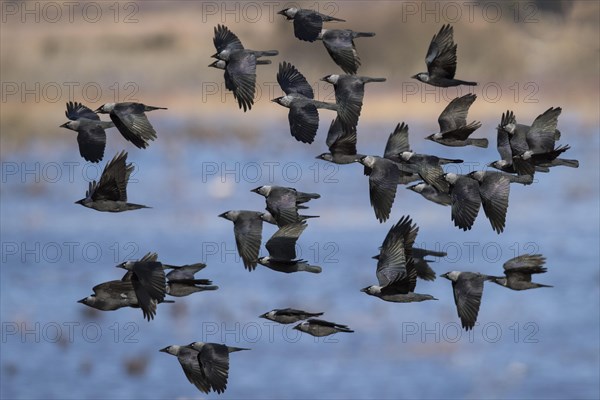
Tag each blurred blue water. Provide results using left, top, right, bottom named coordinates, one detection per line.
left=1, top=118, right=599, bottom=399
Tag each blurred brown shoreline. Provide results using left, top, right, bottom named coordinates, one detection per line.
left=1, top=1, right=598, bottom=153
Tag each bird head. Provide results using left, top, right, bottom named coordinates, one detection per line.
left=270, top=96, right=291, bottom=107
left=218, top=211, right=232, bottom=221
left=277, top=8, right=297, bottom=19
left=187, top=342, right=204, bottom=351
left=257, top=256, right=269, bottom=265
left=467, top=170, right=485, bottom=181
left=60, top=121, right=78, bottom=130
left=159, top=345, right=180, bottom=355
left=251, top=186, right=270, bottom=196
left=411, top=73, right=428, bottom=83
left=208, top=60, right=226, bottom=70
left=77, top=296, right=92, bottom=305
left=360, top=285, right=381, bottom=295
left=321, top=74, right=339, bottom=84
left=440, top=271, right=460, bottom=281
left=292, top=323, right=304, bottom=331
left=442, top=173, right=458, bottom=184
left=400, top=151, right=414, bottom=161
left=316, top=153, right=333, bottom=161
left=407, top=183, right=425, bottom=193
left=259, top=310, right=275, bottom=320
left=94, top=103, right=114, bottom=113
left=356, top=155, right=374, bottom=167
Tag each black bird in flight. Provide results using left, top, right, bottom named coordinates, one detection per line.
left=161, top=342, right=249, bottom=394
left=60, top=101, right=114, bottom=162
left=412, top=24, right=477, bottom=87
left=212, top=24, right=278, bottom=61
left=75, top=151, right=149, bottom=212
left=317, top=29, right=375, bottom=74
left=278, top=8, right=345, bottom=42
left=425, top=94, right=486, bottom=147
left=293, top=319, right=354, bottom=337
left=272, top=61, right=337, bottom=144
left=258, top=222, right=322, bottom=274
left=441, top=271, right=495, bottom=331
left=260, top=308, right=324, bottom=324
left=490, top=254, right=553, bottom=290
left=95, top=102, right=166, bottom=149
left=219, top=210, right=264, bottom=271
left=321, top=74, right=386, bottom=131
left=361, top=216, right=437, bottom=303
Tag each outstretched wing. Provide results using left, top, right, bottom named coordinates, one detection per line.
left=426, top=24, right=456, bottom=80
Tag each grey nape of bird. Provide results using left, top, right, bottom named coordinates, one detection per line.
left=60, top=101, right=114, bottom=163
left=467, top=170, right=511, bottom=234
left=258, top=221, right=322, bottom=274
left=441, top=271, right=495, bottom=331
left=407, top=182, right=452, bottom=206
left=425, top=93, right=487, bottom=148
left=259, top=308, right=324, bottom=324
left=317, top=29, right=375, bottom=75
left=212, top=24, right=278, bottom=61
left=443, top=172, right=481, bottom=231
left=251, top=185, right=320, bottom=227
left=75, top=151, right=150, bottom=212
left=278, top=7, right=345, bottom=42
left=117, top=259, right=167, bottom=321
left=412, top=24, right=477, bottom=87
left=356, top=155, right=405, bottom=223
left=293, top=319, right=354, bottom=337
left=321, top=74, right=386, bottom=132
left=272, top=61, right=337, bottom=144
left=316, top=117, right=363, bottom=164
left=218, top=210, right=263, bottom=271
left=362, top=216, right=437, bottom=302
left=160, top=342, right=249, bottom=395
left=490, top=254, right=553, bottom=290
left=95, top=102, right=165, bottom=149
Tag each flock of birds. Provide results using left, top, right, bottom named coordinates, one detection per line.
left=57, top=8, right=580, bottom=395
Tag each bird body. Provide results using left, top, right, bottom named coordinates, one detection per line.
left=426, top=94, right=486, bottom=147
left=278, top=8, right=345, bottom=42
left=441, top=271, right=494, bottom=330
left=95, top=102, right=165, bottom=149
left=60, top=101, right=114, bottom=162
left=260, top=308, right=324, bottom=324
left=490, top=254, right=553, bottom=290
left=293, top=319, right=354, bottom=336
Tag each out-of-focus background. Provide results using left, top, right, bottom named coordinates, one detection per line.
left=1, top=1, right=599, bottom=399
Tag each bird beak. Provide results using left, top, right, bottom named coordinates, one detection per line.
left=77, top=298, right=86, bottom=303
left=93, top=106, right=103, bottom=113
left=277, top=10, right=285, bottom=15
left=159, top=346, right=170, bottom=353
left=210, top=53, right=219, bottom=59
left=115, top=262, right=125, bottom=269
left=250, top=187, right=261, bottom=194
left=320, top=76, right=328, bottom=82
left=371, top=255, right=379, bottom=260
left=74, top=199, right=84, bottom=205
left=440, top=273, right=449, bottom=279
left=359, top=287, right=368, bottom=293
left=258, top=313, right=268, bottom=318
left=410, top=74, right=419, bottom=79
left=292, top=325, right=300, bottom=331
left=406, top=184, right=416, bottom=191
left=270, top=98, right=280, bottom=103
left=218, top=212, right=227, bottom=219
left=59, top=122, right=69, bottom=128
left=425, top=134, right=433, bottom=141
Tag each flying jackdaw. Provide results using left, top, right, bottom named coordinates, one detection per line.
left=425, top=94, right=486, bottom=147
left=60, top=101, right=114, bottom=162
left=260, top=308, right=324, bottom=324
left=441, top=271, right=495, bottom=330
left=293, top=319, right=354, bottom=336
left=316, top=118, right=363, bottom=164
left=75, top=151, right=149, bottom=212
left=95, top=102, right=166, bottom=149
left=278, top=8, right=345, bottom=42
left=321, top=74, right=386, bottom=131
left=252, top=185, right=320, bottom=227
left=490, top=254, right=553, bottom=290
left=272, top=61, right=337, bottom=143
left=219, top=210, right=264, bottom=271
left=317, top=29, right=375, bottom=74
left=116, top=259, right=166, bottom=321
left=361, top=216, right=437, bottom=302
left=412, top=24, right=477, bottom=87
left=400, top=151, right=463, bottom=193
left=212, top=24, right=278, bottom=61
left=258, top=221, right=321, bottom=273
left=160, top=342, right=249, bottom=394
